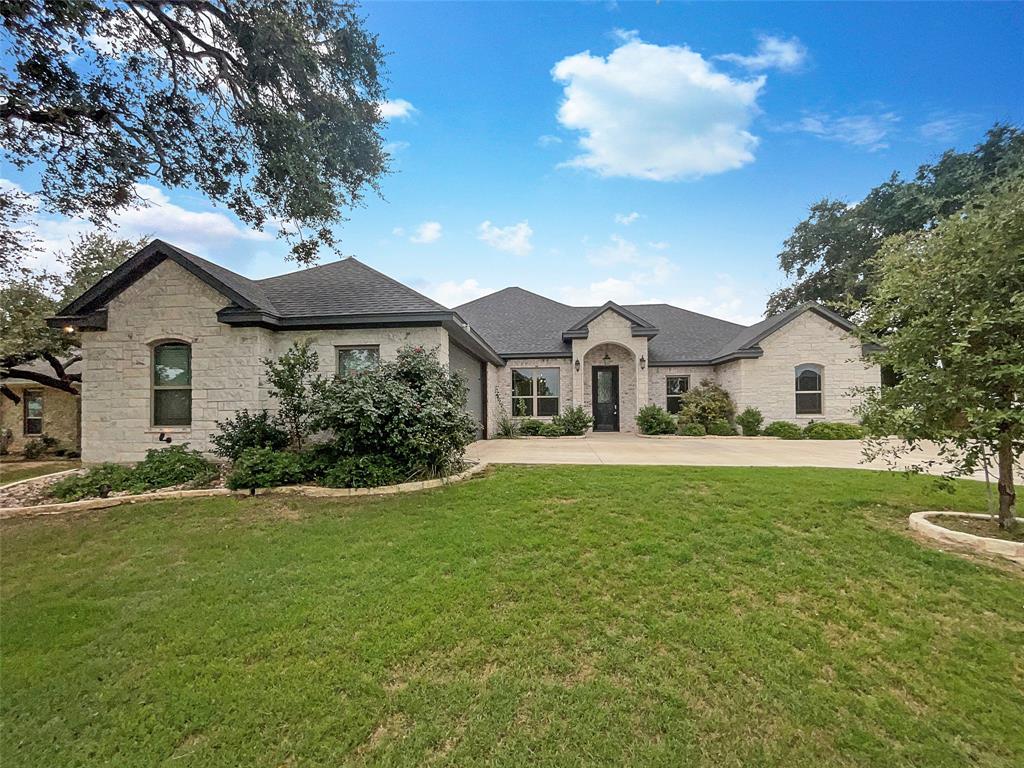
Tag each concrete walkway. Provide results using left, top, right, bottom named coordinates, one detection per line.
left=467, top=433, right=1014, bottom=481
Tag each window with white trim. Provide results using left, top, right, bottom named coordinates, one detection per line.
left=795, top=364, right=823, bottom=415
left=23, top=389, right=43, bottom=435
left=153, top=342, right=192, bottom=426
left=512, top=368, right=560, bottom=417
left=665, top=376, right=690, bottom=414
left=337, top=345, right=380, bottom=377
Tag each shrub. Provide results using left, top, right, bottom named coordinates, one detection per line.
left=264, top=340, right=319, bottom=449
left=676, top=379, right=736, bottom=429
left=40, top=434, right=59, bottom=450
left=311, top=346, right=476, bottom=479
left=22, top=439, right=45, bottom=459
left=537, top=422, right=565, bottom=437
left=226, top=447, right=306, bottom=490
left=553, top=406, right=592, bottom=436
left=53, top=448, right=67, bottom=457
left=736, top=407, right=764, bottom=436
left=637, top=404, right=676, bottom=435
left=803, top=421, right=865, bottom=440
left=320, top=454, right=404, bottom=488
left=51, top=463, right=134, bottom=501
left=0, top=428, right=12, bottom=455
left=763, top=421, right=804, bottom=439
left=210, top=409, right=290, bottom=460
left=518, top=419, right=544, bottom=436
left=126, top=445, right=218, bottom=493
left=706, top=419, right=737, bottom=436
left=677, top=422, right=707, bottom=436
left=65, top=450, right=81, bottom=459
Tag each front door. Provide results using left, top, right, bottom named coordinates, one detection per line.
left=592, top=366, right=619, bottom=432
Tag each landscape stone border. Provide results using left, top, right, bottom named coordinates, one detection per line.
left=909, top=511, right=1024, bottom=564
left=0, top=468, right=80, bottom=492
left=0, top=461, right=489, bottom=519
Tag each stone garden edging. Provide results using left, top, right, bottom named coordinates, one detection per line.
left=0, top=468, right=81, bottom=492
left=0, top=461, right=489, bottom=519
left=909, top=511, right=1024, bottom=564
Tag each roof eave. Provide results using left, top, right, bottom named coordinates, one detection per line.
left=45, top=309, right=109, bottom=331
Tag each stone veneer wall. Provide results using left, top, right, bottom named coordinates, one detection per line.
left=0, top=384, right=81, bottom=454
left=79, top=259, right=453, bottom=463
left=645, top=366, right=714, bottom=412
left=582, top=342, right=639, bottom=433
left=490, top=357, right=574, bottom=426
left=711, top=311, right=880, bottom=425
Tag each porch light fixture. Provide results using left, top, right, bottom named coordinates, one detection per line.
left=63, top=325, right=75, bottom=334
left=602, top=352, right=611, bottom=363
left=640, top=355, right=646, bottom=370
left=574, top=359, right=580, bottom=372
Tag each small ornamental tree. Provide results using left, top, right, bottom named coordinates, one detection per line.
left=676, top=379, right=736, bottom=429
left=856, top=174, right=1023, bottom=529
left=263, top=340, right=319, bottom=449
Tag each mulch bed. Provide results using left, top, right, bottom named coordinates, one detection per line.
left=930, top=514, right=1024, bottom=543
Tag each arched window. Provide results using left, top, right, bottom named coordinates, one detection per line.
left=153, top=342, right=192, bottom=426
left=795, top=364, right=822, bottom=415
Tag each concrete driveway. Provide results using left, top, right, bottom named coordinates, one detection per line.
left=467, top=433, right=1010, bottom=481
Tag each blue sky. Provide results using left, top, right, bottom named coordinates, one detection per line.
left=5, top=1, right=1023, bottom=323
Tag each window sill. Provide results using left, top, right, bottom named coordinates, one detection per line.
left=145, top=427, right=193, bottom=434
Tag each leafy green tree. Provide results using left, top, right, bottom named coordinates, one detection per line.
left=263, top=340, right=319, bottom=449
left=856, top=174, right=1023, bottom=529
left=1, top=233, right=143, bottom=401
left=1, top=0, right=388, bottom=265
left=767, top=124, right=1024, bottom=317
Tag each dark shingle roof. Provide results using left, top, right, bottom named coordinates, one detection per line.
left=256, top=257, right=447, bottom=317
left=455, top=289, right=750, bottom=362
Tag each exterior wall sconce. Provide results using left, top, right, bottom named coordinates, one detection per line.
left=640, top=356, right=646, bottom=370
left=602, top=352, right=611, bottom=363
left=574, top=359, right=581, bottom=372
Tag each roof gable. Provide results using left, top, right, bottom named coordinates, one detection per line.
left=714, top=303, right=859, bottom=360
left=562, top=301, right=658, bottom=340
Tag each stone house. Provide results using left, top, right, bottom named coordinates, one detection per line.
left=0, top=358, right=82, bottom=455
left=50, top=240, right=880, bottom=463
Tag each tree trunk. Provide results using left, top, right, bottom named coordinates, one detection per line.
left=997, top=435, right=1017, bottom=530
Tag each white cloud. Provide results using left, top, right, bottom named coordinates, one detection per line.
left=551, top=34, right=765, bottom=180
left=587, top=234, right=640, bottom=266
left=538, top=134, right=563, bottom=147
left=614, top=211, right=641, bottom=226
left=648, top=240, right=670, bottom=250
left=379, top=99, right=417, bottom=120
left=716, top=35, right=807, bottom=72
left=919, top=113, right=973, bottom=143
left=421, top=278, right=495, bottom=308
left=385, top=140, right=411, bottom=154
left=781, top=111, right=901, bottom=151
left=477, top=220, right=533, bottom=256
left=561, top=246, right=677, bottom=305
left=409, top=221, right=442, bottom=244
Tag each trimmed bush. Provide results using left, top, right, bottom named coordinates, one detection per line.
left=65, top=450, right=81, bottom=459
left=226, top=447, right=306, bottom=490
left=49, top=445, right=218, bottom=501
left=320, top=455, right=404, bottom=488
left=763, top=421, right=804, bottom=440
left=676, top=379, right=736, bottom=429
left=518, top=419, right=544, bottom=436
left=553, top=406, right=592, bottom=436
left=23, top=439, right=46, bottom=459
left=210, top=409, right=289, bottom=460
left=803, top=421, right=865, bottom=440
left=736, top=407, right=764, bottom=436
left=677, top=422, right=707, bottom=436
left=637, top=404, right=677, bottom=435
left=706, top=419, right=737, bottom=436
left=537, top=422, right=565, bottom=437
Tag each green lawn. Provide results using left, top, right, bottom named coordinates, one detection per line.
left=0, top=460, right=80, bottom=486
left=2, top=466, right=1021, bottom=767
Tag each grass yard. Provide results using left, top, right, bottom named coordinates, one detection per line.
left=2, top=465, right=1022, bottom=767
left=0, top=460, right=81, bottom=486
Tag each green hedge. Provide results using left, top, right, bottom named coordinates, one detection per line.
left=637, top=405, right=677, bottom=435
left=51, top=445, right=218, bottom=501
left=803, top=421, right=865, bottom=440
left=677, top=422, right=707, bottom=436
left=762, top=421, right=804, bottom=440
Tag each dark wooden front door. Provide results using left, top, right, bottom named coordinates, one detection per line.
left=592, top=366, right=619, bottom=432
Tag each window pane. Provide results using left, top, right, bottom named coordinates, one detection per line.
left=338, top=347, right=379, bottom=376
left=796, top=392, right=822, bottom=415
left=796, top=368, right=821, bottom=392
left=512, top=397, right=533, bottom=417
left=154, top=389, right=192, bottom=425
left=667, top=396, right=682, bottom=415
left=512, top=370, right=534, bottom=397
left=154, top=344, right=191, bottom=386
left=537, top=397, right=559, bottom=417
left=666, top=376, right=689, bottom=396
left=25, top=394, right=43, bottom=418
left=25, top=418, right=43, bottom=435
left=535, top=368, right=559, bottom=397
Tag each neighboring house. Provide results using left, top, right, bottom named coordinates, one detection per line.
left=0, top=358, right=82, bottom=454
left=50, top=239, right=880, bottom=463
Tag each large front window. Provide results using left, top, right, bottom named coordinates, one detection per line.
left=153, top=342, right=192, bottom=426
left=795, top=364, right=823, bottom=415
left=23, top=389, right=43, bottom=435
left=666, top=376, right=690, bottom=414
left=337, top=346, right=379, bottom=377
left=512, top=368, right=560, bottom=417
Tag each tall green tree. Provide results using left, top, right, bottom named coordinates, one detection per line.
left=856, top=174, right=1024, bottom=529
left=1, top=0, right=388, bottom=266
left=767, top=124, right=1024, bottom=317
left=1, top=233, right=144, bottom=401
